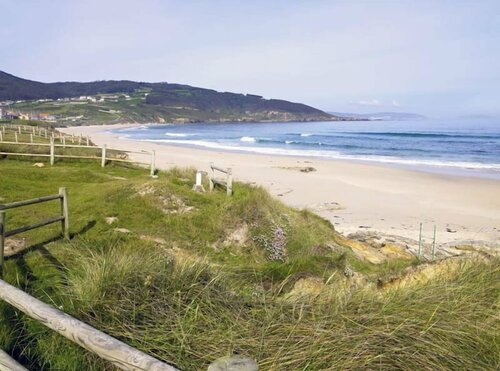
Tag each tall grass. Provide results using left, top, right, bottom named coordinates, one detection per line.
left=0, top=160, right=498, bottom=370
left=58, top=249, right=498, bottom=370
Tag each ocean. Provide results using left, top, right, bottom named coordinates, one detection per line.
left=113, top=119, right=500, bottom=178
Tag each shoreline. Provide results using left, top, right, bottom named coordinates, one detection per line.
left=61, top=123, right=500, bottom=248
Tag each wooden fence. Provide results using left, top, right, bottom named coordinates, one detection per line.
left=0, top=191, right=177, bottom=370
left=0, top=279, right=177, bottom=370
left=0, top=188, right=69, bottom=277
left=0, top=140, right=156, bottom=177
left=209, top=163, right=233, bottom=196
left=0, top=124, right=89, bottom=145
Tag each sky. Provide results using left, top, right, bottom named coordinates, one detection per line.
left=1, top=0, right=499, bottom=117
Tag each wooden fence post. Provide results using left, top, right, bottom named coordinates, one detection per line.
left=101, top=144, right=107, bottom=167
left=59, top=187, right=70, bottom=240
left=209, top=163, right=215, bottom=192
left=0, top=211, right=5, bottom=278
left=418, top=222, right=423, bottom=258
left=50, top=138, right=55, bottom=166
left=150, top=150, right=156, bottom=177
left=0, top=131, right=3, bottom=141
left=14, top=132, right=18, bottom=143
left=192, top=171, right=206, bottom=192
left=227, top=168, right=233, bottom=196
left=30, top=133, right=33, bottom=143
left=432, top=224, right=436, bottom=259
left=86, top=136, right=90, bottom=146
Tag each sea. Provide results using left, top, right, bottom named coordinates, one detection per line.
left=113, top=119, right=500, bottom=179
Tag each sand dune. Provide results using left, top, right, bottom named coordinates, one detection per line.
left=61, top=124, right=500, bottom=249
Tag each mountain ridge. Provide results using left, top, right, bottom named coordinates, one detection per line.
left=0, top=71, right=340, bottom=124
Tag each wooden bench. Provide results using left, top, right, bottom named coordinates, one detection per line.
left=209, top=163, right=233, bottom=196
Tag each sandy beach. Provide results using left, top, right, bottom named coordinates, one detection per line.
left=61, top=124, right=500, bottom=249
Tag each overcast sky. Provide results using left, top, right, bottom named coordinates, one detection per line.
left=1, top=0, right=499, bottom=117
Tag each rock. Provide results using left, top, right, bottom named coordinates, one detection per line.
left=105, top=216, right=119, bottom=225
left=208, top=356, right=258, bottom=371
left=223, top=224, right=249, bottom=247
left=299, top=166, right=316, bottom=173
left=336, top=235, right=386, bottom=264
left=32, top=163, right=45, bottom=168
left=113, top=228, right=131, bottom=234
left=446, top=228, right=457, bottom=233
left=343, top=266, right=354, bottom=277
left=4, top=238, right=26, bottom=256
left=312, top=201, right=344, bottom=211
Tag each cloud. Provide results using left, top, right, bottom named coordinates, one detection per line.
left=392, top=99, right=401, bottom=107
left=352, top=99, right=382, bottom=107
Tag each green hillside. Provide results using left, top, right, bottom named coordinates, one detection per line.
left=0, top=71, right=339, bottom=124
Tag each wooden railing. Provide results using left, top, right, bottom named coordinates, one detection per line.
left=0, top=348, right=27, bottom=370
left=0, top=188, right=69, bottom=277
left=0, top=279, right=177, bottom=370
left=209, top=163, right=233, bottom=196
left=0, top=191, right=177, bottom=370
left=0, top=124, right=89, bottom=145
left=0, top=140, right=156, bottom=177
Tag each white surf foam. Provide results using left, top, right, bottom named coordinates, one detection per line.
left=164, top=132, right=192, bottom=137
left=139, top=139, right=500, bottom=171
left=240, top=136, right=256, bottom=142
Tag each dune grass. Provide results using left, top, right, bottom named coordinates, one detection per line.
left=0, top=159, right=498, bottom=370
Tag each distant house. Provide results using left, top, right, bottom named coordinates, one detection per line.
left=38, top=112, right=56, bottom=121
left=6, top=111, right=19, bottom=119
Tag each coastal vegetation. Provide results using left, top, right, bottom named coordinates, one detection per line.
left=0, top=71, right=337, bottom=124
left=0, top=154, right=498, bottom=370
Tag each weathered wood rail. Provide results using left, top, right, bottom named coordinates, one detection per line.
left=0, top=279, right=178, bottom=370
left=0, top=188, right=69, bottom=277
left=0, top=189, right=178, bottom=370
left=209, top=162, right=233, bottom=196
left=0, top=348, right=28, bottom=371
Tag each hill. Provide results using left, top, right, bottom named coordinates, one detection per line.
left=0, top=71, right=338, bottom=124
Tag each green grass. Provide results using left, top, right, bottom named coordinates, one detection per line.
left=0, top=160, right=498, bottom=370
